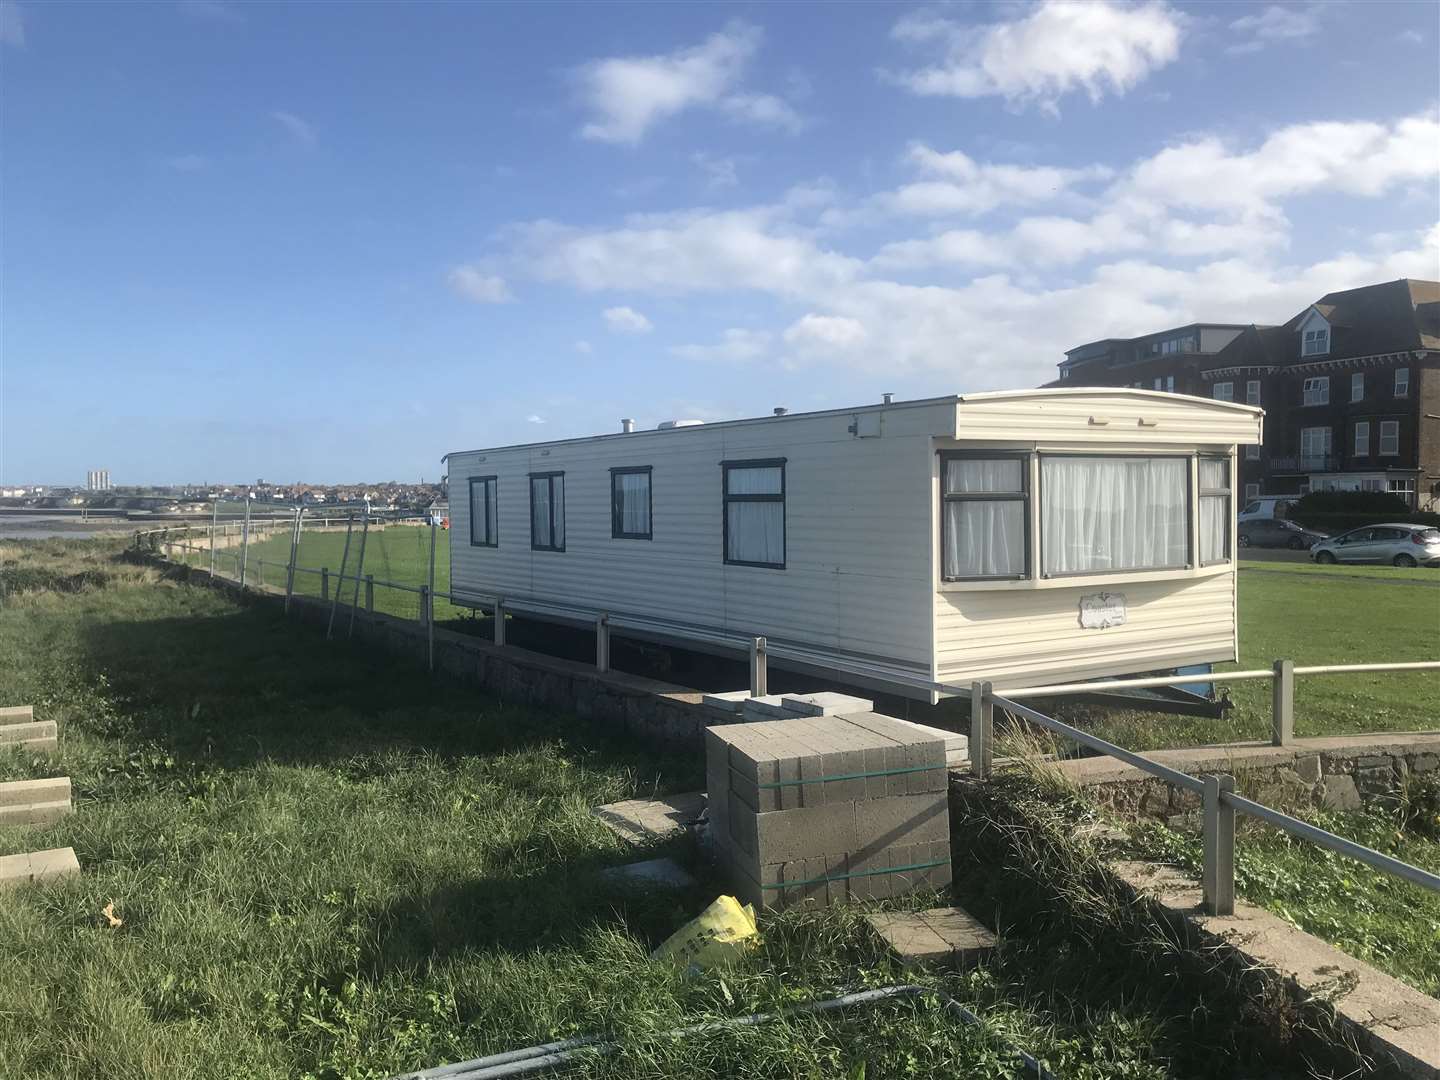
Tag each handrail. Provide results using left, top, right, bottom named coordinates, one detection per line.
left=1002, top=663, right=1440, bottom=699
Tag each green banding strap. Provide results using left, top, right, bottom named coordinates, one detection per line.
left=750, top=764, right=945, bottom=790
left=759, top=860, right=948, bottom=890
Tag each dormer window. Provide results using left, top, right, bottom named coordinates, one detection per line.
left=1302, top=327, right=1329, bottom=356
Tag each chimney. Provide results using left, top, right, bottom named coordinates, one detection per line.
left=882, top=392, right=893, bottom=404
left=621, top=418, right=636, bottom=433
left=773, top=407, right=788, bottom=416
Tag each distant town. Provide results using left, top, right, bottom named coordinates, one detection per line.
left=0, top=477, right=448, bottom=517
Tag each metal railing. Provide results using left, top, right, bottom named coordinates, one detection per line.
left=962, top=679, right=1440, bottom=915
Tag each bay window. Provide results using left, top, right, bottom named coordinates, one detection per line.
left=723, top=460, right=785, bottom=568
left=1041, top=456, right=1189, bottom=576
left=1198, top=458, right=1231, bottom=565
left=940, top=455, right=1028, bottom=580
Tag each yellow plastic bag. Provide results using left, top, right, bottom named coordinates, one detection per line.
left=651, top=895, right=759, bottom=976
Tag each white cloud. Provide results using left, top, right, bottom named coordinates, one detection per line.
left=271, top=110, right=316, bottom=146
left=671, top=327, right=772, bottom=363
left=575, top=22, right=800, bottom=144
left=1397, top=28, right=1424, bottom=46
left=166, top=153, right=210, bottom=172
left=783, top=314, right=868, bottom=352
left=1227, top=5, right=1321, bottom=55
left=692, top=152, right=739, bottom=189
left=886, top=1, right=1181, bottom=111
left=448, top=266, right=512, bottom=304
left=574, top=340, right=594, bottom=355
left=177, top=0, right=244, bottom=23
left=0, top=0, right=24, bottom=47
left=881, top=143, right=1112, bottom=216
left=526, top=414, right=546, bottom=425
left=602, top=306, right=654, bottom=334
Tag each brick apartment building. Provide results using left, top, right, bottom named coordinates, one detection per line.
left=1049, top=278, right=1440, bottom=509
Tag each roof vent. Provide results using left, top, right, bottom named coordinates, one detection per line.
left=773, top=407, right=788, bottom=416
left=620, top=418, right=636, bottom=433
left=656, top=419, right=706, bottom=430
left=882, top=392, right=893, bottom=404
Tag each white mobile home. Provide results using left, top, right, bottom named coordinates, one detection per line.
left=444, top=390, right=1263, bottom=702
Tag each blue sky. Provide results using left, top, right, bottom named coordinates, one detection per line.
left=2, top=0, right=1437, bottom=486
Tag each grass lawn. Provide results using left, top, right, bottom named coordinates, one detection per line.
left=1067, top=563, right=1440, bottom=751
left=3, top=538, right=1343, bottom=1080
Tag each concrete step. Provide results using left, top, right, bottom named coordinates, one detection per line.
left=0, top=705, right=35, bottom=725
left=0, top=847, right=80, bottom=888
left=0, top=777, right=71, bottom=807
left=0, top=800, right=72, bottom=828
left=0, top=721, right=58, bottom=752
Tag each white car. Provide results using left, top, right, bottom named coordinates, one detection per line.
left=1310, top=523, right=1440, bottom=567
left=1237, top=496, right=1295, bottom=524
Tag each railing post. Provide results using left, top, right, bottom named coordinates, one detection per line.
left=365, top=574, right=374, bottom=613
left=494, top=599, right=506, bottom=646
left=749, top=636, right=768, bottom=697
left=1271, top=659, right=1294, bottom=746
left=419, top=585, right=430, bottom=626
left=321, top=567, right=330, bottom=601
left=970, top=680, right=993, bottom=780
left=1202, top=773, right=1236, bottom=916
left=596, top=614, right=610, bottom=673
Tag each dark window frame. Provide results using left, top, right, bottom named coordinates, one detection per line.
left=938, top=450, right=1031, bottom=583
left=721, top=458, right=786, bottom=569
left=1198, top=454, right=1231, bottom=567
left=528, top=471, right=566, bottom=552
left=468, top=475, right=498, bottom=548
left=610, top=466, right=653, bottom=540
left=1037, top=452, right=1195, bottom=579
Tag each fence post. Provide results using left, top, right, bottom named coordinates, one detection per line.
left=419, top=586, right=429, bottom=626
left=1202, top=773, right=1236, bottom=916
left=425, top=519, right=437, bottom=673
left=596, top=614, right=611, bottom=673
left=347, top=508, right=371, bottom=639
left=209, top=499, right=218, bottom=576
left=239, top=495, right=251, bottom=589
left=284, top=508, right=302, bottom=616
left=494, top=599, right=506, bottom=646
left=321, top=567, right=330, bottom=601
left=749, top=636, right=768, bottom=697
left=970, top=681, right=993, bottom=780
left=1271, top=659, right=1294, bottom=746
left=365, top=575, right=374, bottom=613
left=326, top=514, right=355, bottom=641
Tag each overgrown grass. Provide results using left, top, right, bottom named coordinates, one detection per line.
left=2, top=539, right=1351, bottom=1079
left=1124, top=798, right=1440, bottom=997
left=1066, top=565, right=1439, bottom=751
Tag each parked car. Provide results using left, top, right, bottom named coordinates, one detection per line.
left=1238, top=518, right=1327, bottom=550
left=1237, top=496, right=1295, bottom=523
left=1309, top=523, right=1440, bottom=567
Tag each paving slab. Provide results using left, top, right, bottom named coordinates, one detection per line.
left=592, top=791, right=706, bottom=846
left=597, top=856, right=697, bottom=892
left=780, top=693, right=875, bottom=717
left=866, top=907, right=996, bottom=969
left=0, top=847, right=80, bottom=888
left=0, top=721, right=57, bottom=752
left=0, top=800, right=73, bottom=828
left=0, top=705, right=35, bottom=725
left=0, top=777, right=70, bottom=808
left=700, top=691, right=750, bottom=713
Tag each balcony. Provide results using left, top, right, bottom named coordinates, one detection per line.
left=1268, top=454, right=1341, bottom=473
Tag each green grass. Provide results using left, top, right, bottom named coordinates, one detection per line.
left=1064, top=564, right=1440, bottom=752
left=1239, top=559, right=1439, bottom=583
left=1126, top=803, right=1440, bottom=997
left=3, top=539, right=1336, bottom=1080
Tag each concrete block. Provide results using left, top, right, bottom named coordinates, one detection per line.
left=1411, top=754, right=1438, bottom=774
left=0, top=800, right=72, bottom=827
left=752, top=800, right=859, bottom=865
left=0, top=847, right=80, bottom=888
left=780, top=693, right=874, bottom=717
left=742, top=695, right=806, bottom=721
left=701, top=691, right=750, bottom=713
left=1319, top=774, right=1362, bottom=812
left=0, top=721, right=57, bottom=752
left=1293, top=753, right=1322, bottom=784
left=853, top=792, right=950, bottom=850
left=0, top=705, right=35, bottom=725
left=0, top=777, right=70, bottom=808
left=592, top=791, right=705, bottom=846
left=597, top=857, right=697, bottom=892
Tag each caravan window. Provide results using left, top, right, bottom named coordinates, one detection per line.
left=723, top=460, right=785, bottom=568
left=1041, top=456, right=1189, bottom=576
left=611, top=467, right=652, bottom=539
left=469, top=476, right=497, bottom=547
left=1198, top=458, right=1231, bottom=565
left=940, top=454, right=1028, bottom=580
left=529, top=472, right=565, bottom=551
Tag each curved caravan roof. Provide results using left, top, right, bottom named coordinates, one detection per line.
left=443, top=387, right=1263, bottom=461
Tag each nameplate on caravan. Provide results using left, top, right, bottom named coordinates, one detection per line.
left=1079, top=592, right=1127, bottom=629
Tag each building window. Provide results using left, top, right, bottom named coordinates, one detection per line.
left=610, top=467, right=652, bottom=540
left=723, top=460, right=785, bottom=568
left=1245, top=380, right=1261, bottom=405
left=1351, top=373, right=1364, bottom=402
left=940, top=455, right=1028, bottom=580
left=1379, top=420, right=1400, bottom=456
left=1353, top=421, right=1369, bottom=457
left=1166, top=375, right=1175, bottom=393
left=1245, top=443, right=1260, bottom=460
left=1300, top=426, right=1332, bottom=463
left=1302, top=327, right=1329, bottom=356
left=1245, top=482, right=1260, bottom=500
left=1199, top=458, right=1231, bottom=566
left=1153, top=377, right=1163, bottom=391
left=469, top=476, right=498, bottom=548
left=1060, top=369, right=1070, bottom=380
left=1212, top=382, right=1234, bottom=402
left=1360, top=478, right=1387, bottom=493
left=1389, top=477, right=1416, bottom=507
left=1302, top=376, right=1329, bottom=405
left=1040, top=456, right=1188, bottom=576
left=1395, top=368, right=1410, bottom=397
left=529, top=472, right=565, bottom=551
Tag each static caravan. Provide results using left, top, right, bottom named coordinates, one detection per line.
left=444, top=389, right=1263, bottom=702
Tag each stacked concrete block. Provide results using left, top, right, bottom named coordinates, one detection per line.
left=0, top=847, right=80, bottom=889
left=706, top=712, right=951, bottom=910
left=0, top=705, right=56, bottom=753
left=0, top=777, right=73, bottom=828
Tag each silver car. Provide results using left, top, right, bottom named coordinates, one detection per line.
left=1310, top=522, right=1440, bottom=567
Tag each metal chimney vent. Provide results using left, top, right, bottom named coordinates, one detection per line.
left=621, top=418, right=636, bottom=433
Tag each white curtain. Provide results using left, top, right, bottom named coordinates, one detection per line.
left=551, top=475, right=564, bottom=548
left=1199, top=459, right=1229, bottom=564
left=1042, top=457, right=1187, bottom=574
left=530, top=478, right=550, bottom=547
left=617, top=473, right=649, bottom=534
left=485, top=482, right=497, bottom=542
left=726, top=465, right=783, bottom=564
left=942, top=458, right=1025, bottom=578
